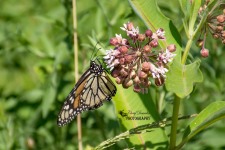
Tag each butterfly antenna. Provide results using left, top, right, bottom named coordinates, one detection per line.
left=91, top=41, right=101, bottom=60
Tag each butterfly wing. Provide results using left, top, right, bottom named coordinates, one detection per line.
left=57, top=69, right=92, bottom=126
left=57, top=63, right=116, bottom=126
left=81, top=71, right=116, bottom=110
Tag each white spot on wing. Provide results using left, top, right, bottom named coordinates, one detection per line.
left=64, top=105, right=69, bottom=110
left=70, top=98, right=74, bottom=104
left=69, top=109, right=73, bottom=114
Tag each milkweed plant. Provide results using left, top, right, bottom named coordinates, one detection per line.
left=95, top=0, right=225, bottom=149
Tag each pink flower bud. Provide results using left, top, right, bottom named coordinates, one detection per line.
left=116, top=76, right=123, bottom=84
left=133, top=84, right=141, bottom=93
left=150, top=39, right=158, bottom=47
left=200, top=48, right=209, bottom=58
left=122, top=78, right=133, bottom=88
left=129, top=70, right=136, bottom=79
left=213, top=33, right=219, bottom=39
left=119, top=46, right=128, bottom=54
left=222, top=39, right=225, bottom=44
left=138, top=71, right=147, bottom=79
left=216, top=26, right=223, bottom=32
left=167, top=44, right=176, bottom=52
left=120, top=68, right=128, bottom=77
left=110, top=37, right=118, bottom=46
left=111, top=69, right=120, bottom=78
left=119, top=58, right=125, bottom=65
left=133, top=76, right=140, bottom=84
left=222, top=31, right=225, bottom=37
left=125, top=55, right=133, bottom=63
left=143, top=45, right=151, bottom=53
left=145, top=29, right=153, bottom=37
left=138, top=34, right=146, bottom=41
left=217, top=15, right=225, bottom=23
left=142, top=62, right=150, bottom=72
left=127, top=22, right=134, bottom=30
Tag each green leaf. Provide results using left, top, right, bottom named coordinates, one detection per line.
left=165, top=59, right=203, bottom=98
left=178, top=0, right=191, bottom=36
left=113, top=86, right=168, bottom=149
left=178, top=101, right=225, bottom=149
left=188, top=0, right=202, bottom=35
left=42, top=84, right=57, bottom=118
left=178, top=0, right=189, bottom=14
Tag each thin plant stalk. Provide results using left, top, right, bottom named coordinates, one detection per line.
left=169, top=96, right=180, bottom=150
left=95, top=114, right=197, bottom=150
left=72, top=0, right=83, bottom=150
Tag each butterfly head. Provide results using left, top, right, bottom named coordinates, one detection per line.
left=90, top=61, right=104, bottom=76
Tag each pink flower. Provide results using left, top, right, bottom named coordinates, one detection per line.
left=104, top=22, right=176, bottom=93
left=115, top=34, right=128, bottom=45
left=104, top=49, right=120, bottom=71
left=152, top=28, right=166, bottom=40
left=120, top=22, right=139, bottom=38
left=150, top=65, right=160, bottom=79
left=150, top=63, right=168, bottom=79
left=157, top=49, right=176, bottom=64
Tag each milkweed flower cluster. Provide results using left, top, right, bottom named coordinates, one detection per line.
left=104, top=22, right=176, bottom=93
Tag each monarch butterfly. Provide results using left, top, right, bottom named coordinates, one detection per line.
left=57, top=60, right=117, bottom=126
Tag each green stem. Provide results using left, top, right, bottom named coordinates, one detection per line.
left=169, top=3, right=209, bottom=149
left=169, top=34, right=193, bottom=150
left=169, top=33, right=193, bottom=150
left=181, top=38, right=193, bottom=65
left=169, top=96, right=181, bottom=150
left=181, top=2, right=208, bottom=65
left=169, top=31, right=193, bottom=150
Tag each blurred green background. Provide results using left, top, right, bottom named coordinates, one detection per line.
left=0, top=0, right=225, bottom=149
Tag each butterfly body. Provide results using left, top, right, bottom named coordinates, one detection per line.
left=57, top=61, right=116, bottom=126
